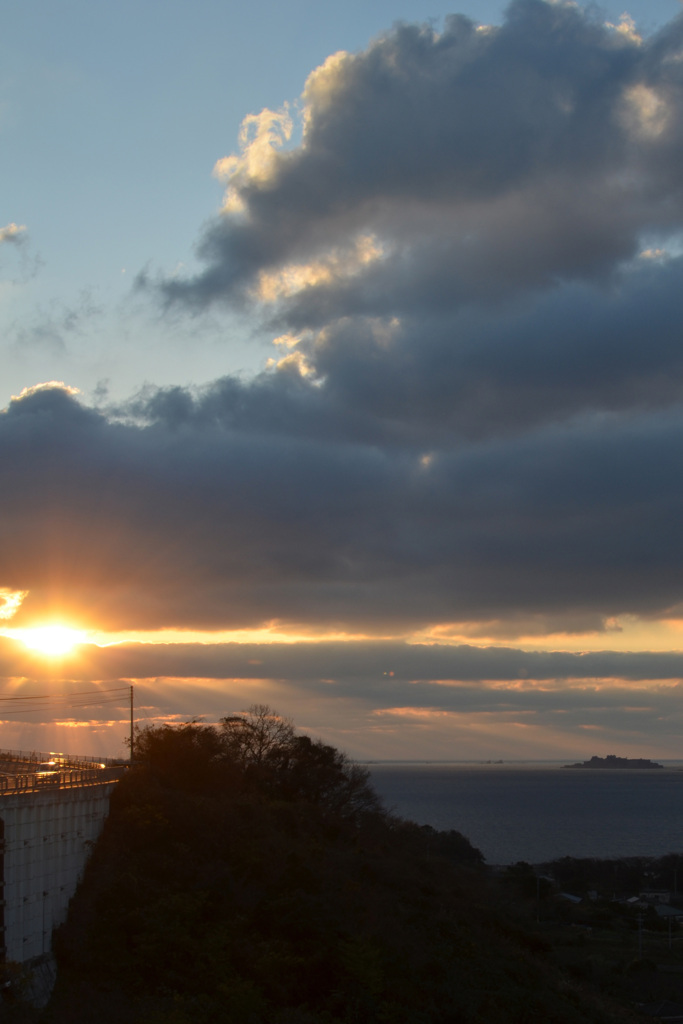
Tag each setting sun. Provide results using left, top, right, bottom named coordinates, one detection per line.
left=18, top=626, right=87, bottom=657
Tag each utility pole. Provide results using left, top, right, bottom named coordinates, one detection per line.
left=130, top=684, right=134, bottom=764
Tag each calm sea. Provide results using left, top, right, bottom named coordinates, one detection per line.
left=367, top=762, right=683, bottom=866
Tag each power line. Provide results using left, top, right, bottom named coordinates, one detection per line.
left=0, top=684, right=137, bottom=764
left=0, top=686, right=132, bottom=716
left=0, top=686, right=130, bottom=702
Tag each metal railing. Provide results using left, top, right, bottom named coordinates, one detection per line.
left=0, top=748, right=123, bottom=770
left=0, top=766, right=124, bottom=795
left=0, top=748, right=125, bottom=795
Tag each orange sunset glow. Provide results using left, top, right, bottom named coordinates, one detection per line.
left=9, top=625, right=88, bottom=657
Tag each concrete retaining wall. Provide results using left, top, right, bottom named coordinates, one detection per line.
left=0, top=776, right=120, bottom=963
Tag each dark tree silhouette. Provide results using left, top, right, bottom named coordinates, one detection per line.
left=278, top=734, right=382, bottom=820
left=133, top=720, right=231, bottom=793
left=219, top=703, right=295, bottom=768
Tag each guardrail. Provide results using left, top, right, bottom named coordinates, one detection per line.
left=0, top=766, right=125, bottom=795
left=0, top=748, right=123, bottom=770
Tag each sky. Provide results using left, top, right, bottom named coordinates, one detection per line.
left=2, top=0, right=683, bottom=760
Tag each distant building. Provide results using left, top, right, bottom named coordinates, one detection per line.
left=655, top=904, right=683, bottom=922
left=557, top=892, right=582, bottom=904
left=640, top=890, right=671, bottom=905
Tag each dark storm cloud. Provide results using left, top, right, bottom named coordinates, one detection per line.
left=147, top=0, right=683, bottom=442
left=2, top=382, right=683, bottom=631
left=159, top=0, right=683, bottom=310
left=8, top=3, right=683, bottom=639
left=293, top=257, right=683, bottom=441
left=6, top=638, right=683, bottom=684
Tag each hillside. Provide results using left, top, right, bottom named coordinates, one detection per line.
left=28, top=709, right=644, bottom=1023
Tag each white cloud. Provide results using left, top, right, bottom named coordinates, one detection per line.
left=0, top=223, right=26, bottom=245
left=213, top=104, right=293, bottom=212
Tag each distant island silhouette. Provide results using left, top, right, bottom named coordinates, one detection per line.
left=564, top=754, right=663, bottom=769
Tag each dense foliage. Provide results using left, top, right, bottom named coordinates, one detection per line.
left=35, top=709, right=642, bottom=1023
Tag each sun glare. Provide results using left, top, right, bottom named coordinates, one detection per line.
left=19, top=626, right=87, bottom=657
